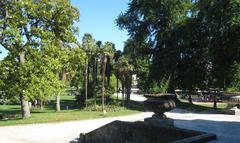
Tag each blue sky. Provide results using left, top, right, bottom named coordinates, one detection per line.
left=0, top=0, right=129, bottom=60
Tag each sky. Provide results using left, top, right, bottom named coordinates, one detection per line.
left=0, top=0, right=129, bottom=60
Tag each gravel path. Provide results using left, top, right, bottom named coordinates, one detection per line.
left=1, top=91, right=240, bottom=143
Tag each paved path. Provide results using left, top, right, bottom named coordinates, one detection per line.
left=0, top=112, right=153, bottom=143
left=1, top=92, right=240, bottom=143
left=166, top=109, right=240, bottom=143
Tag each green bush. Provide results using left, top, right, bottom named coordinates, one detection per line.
left=0, top=93, right=19, bottom=105
left=228, top=63, right=240, bottom=92
left=83, top=104, right=124, bottom=112
left=149, top=76, right=170, bottom=94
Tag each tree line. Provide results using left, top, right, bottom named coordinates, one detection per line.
left=116, top=0, right=240, bottom=100
left=0, top=0, right=133, bottom=119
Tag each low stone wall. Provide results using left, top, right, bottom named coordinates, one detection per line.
left=71, top=120, right=216, bottom=143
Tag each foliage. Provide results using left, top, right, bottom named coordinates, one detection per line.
left=114, top=56, right=134, bottom=77
left=0, top=0, right=80, bottom=117
left=149, top=76, right=171, bottom=94
left=109, top=74, right=118, bottom=92
left=102, top=42, right=115, bottom=58
left=134, top=57, right=151, bottom=92
left=117, top=0, right=240, bottom=92
left=68, top=46, right=86, bottom=89
left=227, top=63, right=240, bottom=92
left=0, top=44, right=63, bottom=101
left=82, top=33, right=97, bottom=57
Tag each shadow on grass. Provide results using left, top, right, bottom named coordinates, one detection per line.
left=0, top=96, right=79, bottom=119
left=107, top=98, right=145, bottom=112
left=42, top=96, right=79, bottom=111
left=176, top=101, right=224, bottom=112
left=0, top=108, right=21, bottom=115
left=127, top=100, right=145, bottom=112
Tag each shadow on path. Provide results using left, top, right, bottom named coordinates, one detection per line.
left=173, top=117, right=240, bottom=143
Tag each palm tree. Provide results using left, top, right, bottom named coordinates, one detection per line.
left=82, top=33, right=96, bottom=107
left=92, top=41, right=102, bottom=108
left=101, top=42, right=114, bottom=112
left=115, top=56, right=133, bottom=106
left=113, top=50, right=122, bottom=99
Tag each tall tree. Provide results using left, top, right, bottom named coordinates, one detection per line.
left=115, top=56, right=134, bottom=106
left=117, top=0, right=192, bottom=91
left=0, top=0, right=79, bottom=118
left=101, top=42, right=114, bottom=112
left=113, top=50, right=122, bottom=99
left=82, top=33, right=97, bottom=107
left=197, top=0, right=240, bottom=88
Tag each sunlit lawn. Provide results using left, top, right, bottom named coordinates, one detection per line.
left=0, top=96, right=142, bottom=126
left=177, top=99, right=228, bottom=112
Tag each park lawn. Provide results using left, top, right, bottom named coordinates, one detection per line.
left=0, top=96, right=142, bottom=126
left=193, top=102, right=227, bottom=109
left=177, top=99, right=228, bottom=112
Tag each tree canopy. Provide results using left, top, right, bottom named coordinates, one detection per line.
left=117, top=0, right=240, bottom=92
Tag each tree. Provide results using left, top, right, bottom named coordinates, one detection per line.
left=0, top=0, right=79, bottom=118
left=113, top=50, right=122, bottom=99
left=117, top=0, right=192, bottom=92
left=101, top=42, right=114, bottom=112
left=196, top=0, right=240, bottom=88
left=82, top=33, right=97, bottom=107
left=115, top=56, right=133, bottom=106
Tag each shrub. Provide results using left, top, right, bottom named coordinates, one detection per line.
left=228, top=63, right=240, bottom=92
left=149, top=76, right=171, bottom=93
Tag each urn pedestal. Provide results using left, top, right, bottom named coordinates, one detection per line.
left=143, top=93, right=176, bottom=126
left=222, top=93, right=240, bottom=115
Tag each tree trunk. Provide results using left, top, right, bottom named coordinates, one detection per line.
left=116, top=73, right=119, bottom=100
left=121, top=79, right=125, bottom=107
left=213, top=96, right=217, bottom=109
left=93, top=57, right=96, bottom=107
left=107, top=57, right=111, bottom=86
left=188, top=90, right=193, bottom=104
left=55, top=69, right=66, bottom=112
left=126, top=74, right=132, bottom=106
left=96, top=60, right=98, bottom=84
left=20, top=95, right=31, bottom=119
left=87, top=61, right=90, bottom=87
left=125, top=75, right=130, bottom=106
left=40, top=100, right=43, bottom=110
left=213, top=92, right=217, bottom=109
left=56, top=95, right=61, bottom=112
left=85, top=61, right=88, bottom=107
left=62, top=69, right=67, bottom=80
left=19, top=51, right=31, bottom=119
left=102, top=56, right=107, bottom=112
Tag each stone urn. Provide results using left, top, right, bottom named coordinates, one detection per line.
left=143, top=93, right=176, bottom=126
left=144, top=93, right=176, bottom=119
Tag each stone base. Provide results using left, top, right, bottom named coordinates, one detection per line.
left=223, top=107, right=240, bottom=115
left=71, top=120, right=217, bottom=143
left=144, top=117, right=174, bottom=127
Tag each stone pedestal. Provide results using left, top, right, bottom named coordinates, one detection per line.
left=224, top=107, right=240, bottom=115
left=143, top=94, right=176, bottom=127
left=144, top=117, right=174, bottom=127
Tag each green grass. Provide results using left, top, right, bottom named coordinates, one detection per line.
left=177, top=99, right=228, bottom=112
left=0, top=96, right=143, bottom=126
